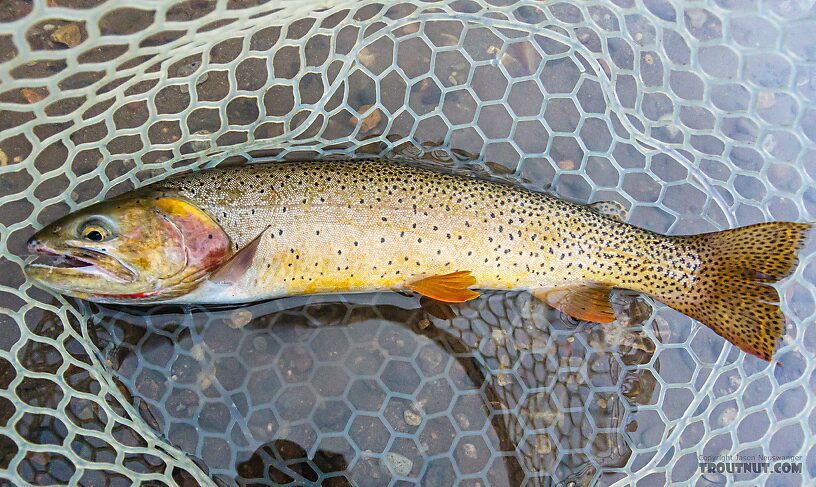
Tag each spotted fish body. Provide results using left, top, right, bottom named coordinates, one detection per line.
left=25, top=161, right=811, bottom=360
left=164, top=161, right=675, bottom=300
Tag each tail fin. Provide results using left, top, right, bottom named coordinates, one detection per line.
left=666, top=222, right=811, bottom=361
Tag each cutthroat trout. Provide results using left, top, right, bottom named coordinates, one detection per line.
left=25, top=161, right=811, bottom=360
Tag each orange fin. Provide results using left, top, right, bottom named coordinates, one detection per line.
left=209, top=225, right=271, bottom=284
left=532, top=284, right=616, bottom=323
left=406, top=271, right=480, bottom=303
left=665, top=222, right=812, bottom=361
left=419, top=296, right=457, bottom=320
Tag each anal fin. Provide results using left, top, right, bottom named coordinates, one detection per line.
left=420, top=296, right=457, bottom=320
left=532, top=284, right=616, bottom=323
left=406, top=271, right=480, bottom=303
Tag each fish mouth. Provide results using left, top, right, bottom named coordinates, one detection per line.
left=27, top=244, right=137, bottom=284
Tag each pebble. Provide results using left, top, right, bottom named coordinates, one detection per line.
left=351, top=104, right=383, bottom=135
left=719, top=407, right=737, bottom=426
left=358, top=46, right=376, bottom=69
left=490, top=329, right=507, bottom=344
left=190, top=344, right=205, bottom=362
left=534, top=435, right=552, bottom=454
left=197, top=371, right=213, bottom=390
left=51, top=24, right=82, bottom=48
left=686, top=8, right=708, bottom=29
left=403, top=408, right=422, bottom=426
left=558, top=159, right=576, bottom=170
left=382, top=452, right=413, bottom=476
left=21, top=88, right=44, bottom=103
left=228, top=309, right=253, bottom=328
left=757, top=91, right=776, bottom=109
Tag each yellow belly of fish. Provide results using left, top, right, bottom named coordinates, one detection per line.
left=235, top=204, right=592, bottom=300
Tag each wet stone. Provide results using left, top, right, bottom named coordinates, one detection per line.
left=404, top=407, right=423, bottom=427
left=382, top=452, right=413, bottom=476
left=51, top=23, right=84, bottom=48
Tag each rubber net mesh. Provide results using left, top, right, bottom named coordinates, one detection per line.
left=1, top=0, right=815, bottom=485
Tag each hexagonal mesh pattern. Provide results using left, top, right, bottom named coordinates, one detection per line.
left=1, top=0, right=814, bottom=485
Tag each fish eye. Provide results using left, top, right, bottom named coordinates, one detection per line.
left=81, top=223, right=110, bottom=242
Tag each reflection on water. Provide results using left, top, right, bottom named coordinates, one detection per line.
left=72, top=289, right=659, bottom=485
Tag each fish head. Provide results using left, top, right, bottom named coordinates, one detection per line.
left=25, top=193, right=232, bottom=303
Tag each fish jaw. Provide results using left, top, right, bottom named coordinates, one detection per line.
left=25, top=240, right=137, bottom=286
left=24, top=245, right=178, bottom=304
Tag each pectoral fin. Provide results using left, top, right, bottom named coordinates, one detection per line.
left=209, top=225, right=271, bottom=284
left=532, top=284, right=616, bottom=323
left=406, top=271, right=480, bottom=303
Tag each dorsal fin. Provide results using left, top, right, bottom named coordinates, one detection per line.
left=406, top=271, right=480, bottom=303
left=209, top=225, right=270, bottom=285
left=588, top=201, right=628, bottom=222
left=532, top=284, right=616, bottom=323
